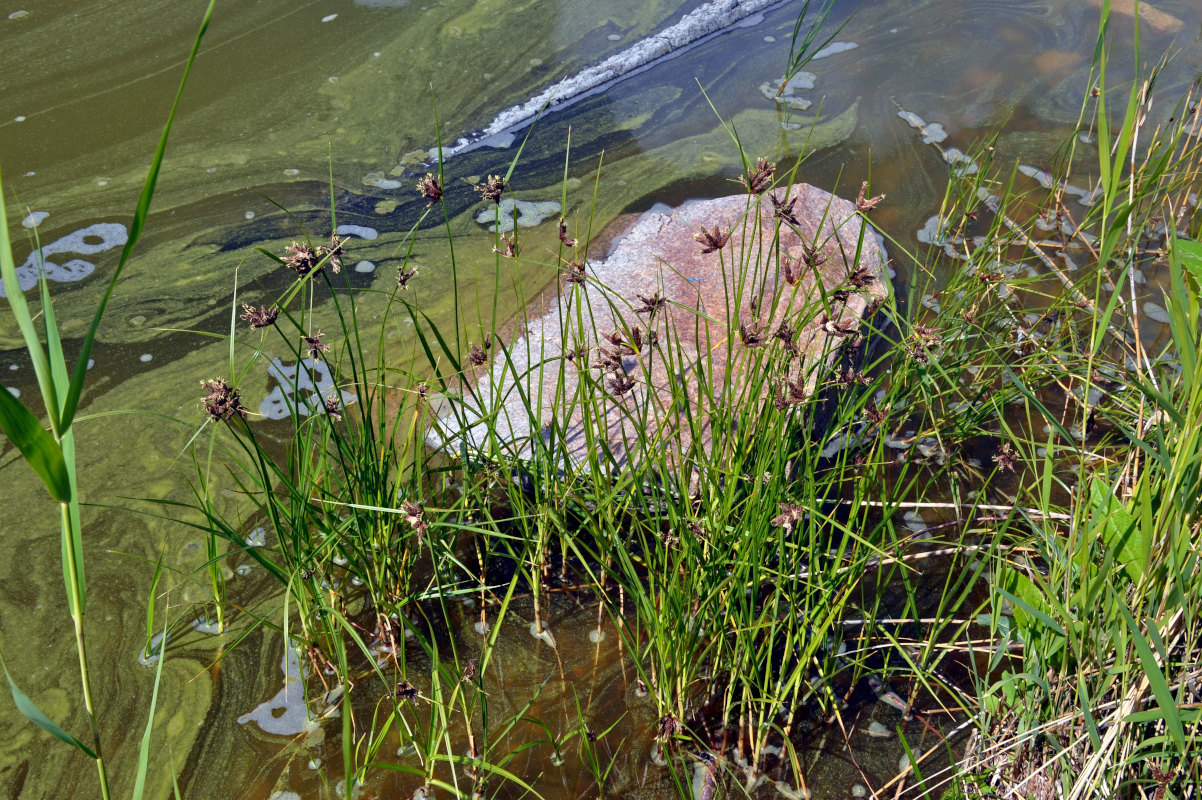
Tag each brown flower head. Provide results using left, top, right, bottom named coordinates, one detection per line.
left=782, top=256, right=802, bottom=286
left=318, top=233, right=344, bottom=274
left=774, top=321, right=800, bottom=357
left=417, top=173, right=443, bottom=206
left=855, top=181, right=885, bottom=213
left=397, top=264, right=418, bottom=289
left=864, top=398, right=889, bottom=425
left=596, top=348, right=625, bottom=373
left=462, top=658, right=477, bottom=683
left=846, top=264, right=876, bottom=288
left=394, top=680, right=418, bottom=701
left=739, top=319, right=766, bottom=348
left=323, top=396, right=342, bottom=421
left=771, top=503, right=806, bottom=532
left=742, top=157, right=776, bottom=195
left=693, top=225, right=731, bottom=254
left=558, top=217, right=578, bottom=248
left=656, top=713, right=682, bottom=741
left=562, top=258, right=587, bottom=286
left=304, top=333, right=330, bottom=359
left=822, top=313, right=858, bottom=338
left=993, top=442, right=1018, bottom=472
left=607, top=373, right=636, bottom=396
left=769, top=192, right=801, bottom=226
left=628, top=326, right=646, bottom=352
left=283, top=242, right=320, bottom=276
left=241, top=304, right=279, bottom=329
left=634, top=292, right=666, bottom=320
left=775, top=376, right=808, bottom=409
left=467, top=336, right=492, bottom=367
left=801, top=241, right=826, bottom=269
left=493, top=234, right=518, bottom=258
left=201, top=379, right=245, bottom=422
left=834, top=366, right=869, bottom=387
left=603, top=329, right=637, bottom=356
left=401, top=500, right=429, bottom=543
left=475, top=174, right=507, bottom=204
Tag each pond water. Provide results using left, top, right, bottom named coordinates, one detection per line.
left=1, top=0, right=1200, bottom=798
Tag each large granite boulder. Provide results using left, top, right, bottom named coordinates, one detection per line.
left=432, top=182, right=889, bottom=470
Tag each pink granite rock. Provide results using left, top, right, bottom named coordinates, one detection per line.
left=434, top=182, right=889, bottom=470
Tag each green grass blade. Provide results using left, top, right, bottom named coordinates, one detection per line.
left=59, top=0, right=217, bottom=431
left=130, top=613, right=169, bottom=800
left=0, top=382, right=71, bottom=501
left=1, top=653, right=97, bottom=758
left=1116, top=598, right=1186, bottom=754
left=0, top=167, right=61, bottom=433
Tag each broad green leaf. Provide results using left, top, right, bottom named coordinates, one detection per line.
left=1089, top=478, right=1149, bottom=583
left=0, top=385, right=71, bottom=502
left=996, top=580, right=1065, bottom=637
left=1, top=655, right=96, bottom=758
left=1176, top=238, right=1202, bottom=285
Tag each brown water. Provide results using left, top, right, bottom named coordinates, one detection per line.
left=2, top=0, right=1200, bottom=798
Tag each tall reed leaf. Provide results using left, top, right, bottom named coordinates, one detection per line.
left=0, top=655, right=97, bottom=759
left=0, top=382, right=71, bottom=501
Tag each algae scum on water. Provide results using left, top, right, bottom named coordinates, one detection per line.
left=2, top=0, right=1201, bottom=798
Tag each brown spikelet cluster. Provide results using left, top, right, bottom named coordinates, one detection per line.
left=742, top=157, right=776, bottom=195
left=323, top=234, right=344, bottom=274
left=283, top=242, right=320, bottom=276
left=774, top=376, right=808, bottom=410
left=782, top=256, right=803, bottom=286
left=993, top=442, right=1018, bottom=472
left=493, top=234, right=518, bottom=258
left=634, top=292, right=666, bottom=320
left=402, top=500, right=429, bottom=543
left=864, top=398, right=889, bottom=425
left=834, top=366, right=869, bottom=387
left=656, top=713, right=682, bottom=741
left=282, top=235, right=344, bottom=276
left=822, top=312, right=858, bottom=338
left=801, top=241, right=826, bottom=269
left=201, top=379, right=245, bottom=422
left=846, top=264, right=876, bottom=288
left=562, top=258, right=587, bottom=286
left=397, top=264, right=418, bottom=289
left=774, top=321, right=801, bottom=357
left=906, top=324, right=943, bottom=364
left=558, top=217, right=578, bottom=248
left=416, top=173, right=443, bottom=207
left=304, top=333, right=330, bottom=359
left=739, top=319, right=766, bottom=348
left=607, top=373, right=636, bottom=396
left=855, top=181, right=885, bottom=213
left=771, top=503, right=806, bottom=532
left=241, top=304, right=278, bottom=329
left=467, top=336, right=492, bottom=367
left=693, top=225, right=731, bottom=254
left=323, top=397, right=342, bottom=421
left=770, top=192, right=801, bottom=226
left=393, top=680, right=418, bottom=701
left=475, top=174, right=507, bottom=204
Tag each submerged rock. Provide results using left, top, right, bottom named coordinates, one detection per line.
left=433, top=182, right=888, bottom=469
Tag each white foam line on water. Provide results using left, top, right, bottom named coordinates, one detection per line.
left=446, top=0, right=791, bottom=155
